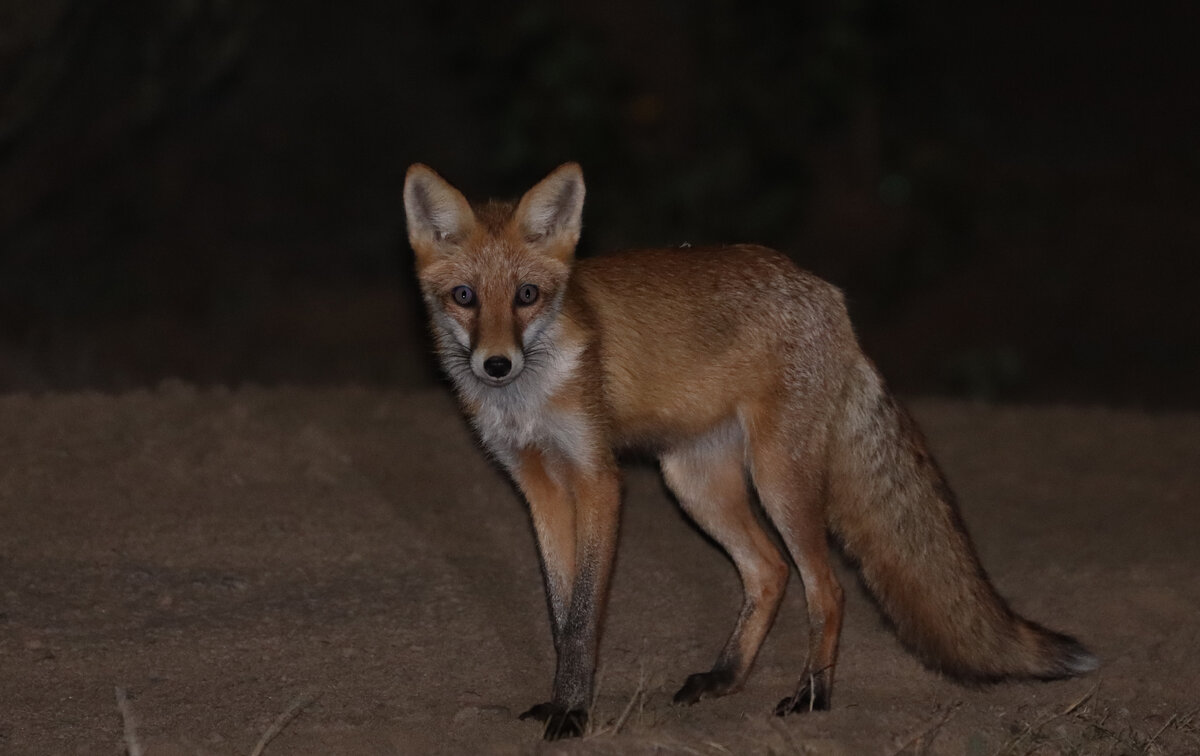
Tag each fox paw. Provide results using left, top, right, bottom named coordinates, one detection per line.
left=673, top=670, right=736, bottom=705
left=774, top=677, right=831, bottom=716
left=519, top=702, right=587, bottom=740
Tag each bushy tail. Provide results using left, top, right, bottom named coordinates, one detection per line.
left=825, top=358, right=1098, bottom=682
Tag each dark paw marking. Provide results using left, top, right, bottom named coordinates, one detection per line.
left=519, top=702, right=587, bottom=740
left=518, top=702, right=556, bottom=723
left=774, top=680, right=830, bottom=716
left=673, top=670, right=735, bottom=705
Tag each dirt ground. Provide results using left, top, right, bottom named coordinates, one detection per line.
left=2, top=385, right=1198, bottom=754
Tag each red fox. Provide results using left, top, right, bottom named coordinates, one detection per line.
left=403, top=162, right=1097, bottom=739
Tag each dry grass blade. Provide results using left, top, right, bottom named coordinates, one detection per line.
left=1058, top=677, right=1102, bottom=718
left=611, top=673, right=647, bottom=735
left=892, top=701, right=961, bottom=755
left=569, top=665, right=606, bottom=739
left=994, top=678, right=1102, bottom=756
left=1143, top=712, right=1179, bottom=754
left=115, top=686, right=143, bottom=756
left=248, top=690, right=321, bottom=756
left=767, top=716, right=805, bottom=755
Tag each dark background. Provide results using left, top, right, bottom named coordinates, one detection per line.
left=2, top=0, right=1197, bottom=405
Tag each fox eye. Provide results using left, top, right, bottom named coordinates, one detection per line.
left=450, top=285, right=476, bottom=307
left=515, top=283, right=539, bottom=306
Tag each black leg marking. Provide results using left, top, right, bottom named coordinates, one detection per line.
left=519, top=702, right=588, bottom=740
left=518, top=702, right=556, bottom=722
left=774, top=669, right=831, bottom=716
left=672, top=669, right=737, bottom=705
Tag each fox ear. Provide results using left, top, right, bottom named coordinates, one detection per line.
left=404, top=164, right=476, bottom=266
left=514, top=163, right=585, bottom=260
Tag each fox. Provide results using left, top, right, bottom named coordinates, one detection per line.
left=402, top=162, right=1098, bottom=739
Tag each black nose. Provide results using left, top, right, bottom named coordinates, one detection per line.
left=483, top=355, right=512, bottom=378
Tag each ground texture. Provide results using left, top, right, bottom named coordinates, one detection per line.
left=2, top=386, right=1198, bottom=754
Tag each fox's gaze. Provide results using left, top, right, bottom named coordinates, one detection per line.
left=450, top=285, right=475, bottom=307
left=517, top=283, right=540, bottom=305
left=404, top=162, right=1097, bottom=741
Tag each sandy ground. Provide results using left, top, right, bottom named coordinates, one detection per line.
left=2, top=385, right=1198, bottom=755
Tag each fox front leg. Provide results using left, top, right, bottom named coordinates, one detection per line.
left=513, top=451, right=622, bottom=739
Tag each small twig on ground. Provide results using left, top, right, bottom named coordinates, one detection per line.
left=1058, top=677, right=1102, bottom=719
left=115, top=686, right=143, bottom=756
left=610, top=670, right=648, bottom=735
left=582, top=665, right=606, bottom=738
left=994, top=677, right=1102, bottom=756
left=248, top=690, right=321, bottom=756
left=892, top=701, right=961, bottom=755
left=767, top=716, right=806, bottom=755
left=1143, top=713, right=1179, bottom=754
left=1179, top=707, right=1200, bottom=732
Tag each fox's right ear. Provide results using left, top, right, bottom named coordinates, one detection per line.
left=404, top=164, right=476, bottom=267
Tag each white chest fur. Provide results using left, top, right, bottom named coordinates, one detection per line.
left=460, top=336, right=596, bottom=471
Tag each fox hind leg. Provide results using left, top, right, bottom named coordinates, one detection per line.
left=746, top=417, right=844, bottom=715
left=661, top=422, right=790, bottom=705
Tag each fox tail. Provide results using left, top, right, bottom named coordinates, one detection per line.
left=825, top=358, right=1098, bottom=681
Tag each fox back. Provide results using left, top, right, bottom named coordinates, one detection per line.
left=407, top=163, right=855, bottom=455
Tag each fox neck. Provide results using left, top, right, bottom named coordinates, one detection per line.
left=434, top=305, right=589, bottom=468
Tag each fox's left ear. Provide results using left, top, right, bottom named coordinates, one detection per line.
left=514, top=163, right=585, bottom=262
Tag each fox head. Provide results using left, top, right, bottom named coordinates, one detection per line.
left=403, top=163, right=585, bottom=392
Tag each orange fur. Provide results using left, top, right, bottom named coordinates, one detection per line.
left=403, top=163, right=1097, bottom=740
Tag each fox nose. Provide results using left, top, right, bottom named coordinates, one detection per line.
left=483, top=355, right=512, bottom=378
